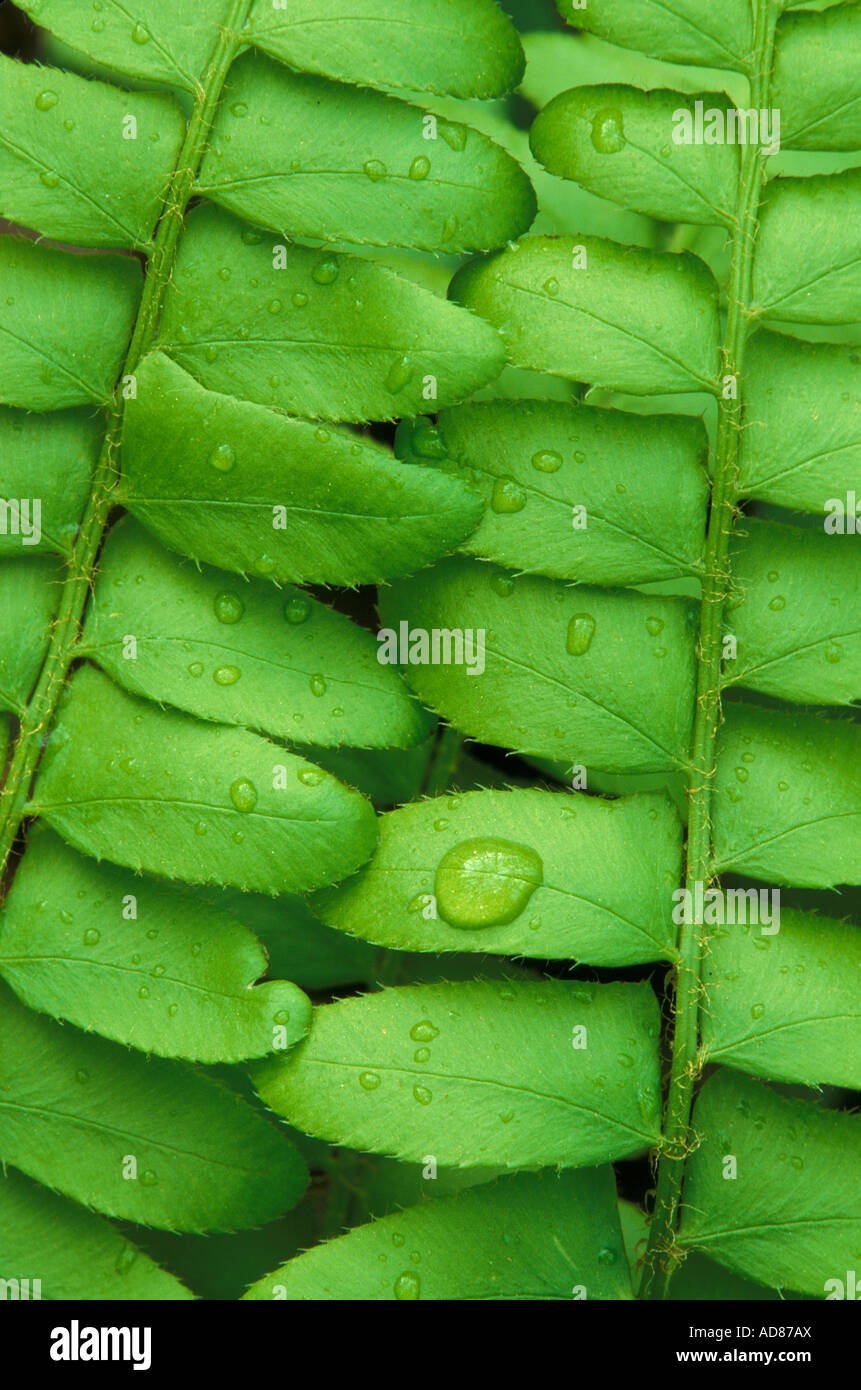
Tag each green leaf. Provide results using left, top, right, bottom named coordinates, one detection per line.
left=202, top=886, right=379, bottom=991
left=157, top=204, right=506, bottom=421
left=0, top=981, right=307, bottom=1230
left=244, top=1167, right=632, bottom=1300
left=737, top=330, right=861, bottom=513
left=0, top=556, right=59, bottom=714
left=754, top=171, right=861, bottom=325
left=713, top=704, right=861, bottom=888
left=0, top=234, right=141, bottom=409
left=703, top=907, right=861, bottom=1090
left=0, top=406, right=100, bottom=554
left=17, top=0, right=234, bottom=94
left=0, top=1167, right=194, bottom=1300
left=380, top=556, right=698, bottom=772
left=314, top=787, right=682, bottom=965
left=450, top=234, right=720, bottom=394
left=554, top=0, right=756, bottom=73
left=680, top=1070, right=861, bottom=1295
left=120, top=354, right=483, bottom=583
left=772, top=5, right=861, bottom=152
left=397, top=399, right=708, bottom=584
left=0, top=55, right=184, bottom=249
left=531, top=85, right=737, bottom=227
left=248, top=0, right=525, bottom=99
left=0, top=827, right=312, bottom=1063
left=725, top=517, right=861, bottom=705
left=82, top=516, right=432, bottom=748
left=255, top=979, right=662, bottom=1168
left=29, top=664, right=378, bottom=894
left=197, top=53, right=536, bottom=252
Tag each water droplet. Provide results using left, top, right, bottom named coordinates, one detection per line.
left=284, top=594, right=311, bottom=624
left=617, top=1053, right=634, bottom=1068
left=440, top=212, right=459, bottom=242
left=139, top=1169, right=158, bottom=1187
left=83, top=928, right=100, bottom=946
left=597, top=1247, right=619, bottom=1266
left=214, top=592, right=244, bottom=625
left=434, top=837, right=543, bottom=929
left=825, top=644, right=842, bottom=664
left=312, top=258, right=339, bottom=285
left=532, top=449, right=562, bottom=473
left=392, top=1233, right=405, bottom=1248
left=769, top=595, right=786, bottom=611
left=394, top=1271, right=421, bottom=1300
left=413, top=1047, right=430, bottom=1063
left=385, top=356, right=414, bottom=393
left=410, top=1021, right=439, bottom=1043
left=309, top=674, right=327, bottom=697
left=645, top=616, right=665, bottom=636
left=115, top=1244, right=138, bottom=1276
left=298, top=767, right=325, bottom=786
left=567, top=613, right=596, bottom=656
left=735, top=766, right=748, bottom=783
left=35, top=90, right=59, bottom=111
left=791, top=1156, right=804, bottom=1170
left=209, top=443, right=236, bottom=473
left=131, top=21, right=151, bottom=43
left=751, top=1002, right=766, bottom=1020
left=409, top=155, right=431, bottom=180
left=490, top=573, right=514, bottom=597
left=214, top=665, right=241, bottom=686
left=268, top=298, right=282, bottom=314
left=491, top=477, right=527, bottom=513
left=292, top=290, right=308, bottom=308
left=75, top=1068, right=89, bottom=1084
left=543, top=277, right=559, bottom=297
left=187, top=663, right=204, bottom=681
left=231, top=101, right=248, bottom=117
left=273, top=1009, right=291, bottom=1025
left=229, top=778, right=258, bottom=813
left=138, top=986, right=150, bottom=999
left=359, top=1071, right=381, bottom=1091
left=167, top=1004, right=179, bottom=1017
left=413, top=1086, right=432, bottom=1105
left=363, top=158, right=387, bottom=182
left=591, top=107, right=626, bottom=153
left=40, top=170, right=60, bottom=188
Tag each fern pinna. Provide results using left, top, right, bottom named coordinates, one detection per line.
left=0, top=0, right=858, bottom=1303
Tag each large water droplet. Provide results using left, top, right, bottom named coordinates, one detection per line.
left=413, top=1086, right=432, bottom=1106
left=214, top=591, right=244, bottom=624
left=35, top=90, right=59, bottom=111
left=213, top=665, right=241, bottom=686
left=409, top=155, right=431, bottom=180
left=131, top=22, right=152, bottom=44
left=359, top=1071, right=381, bottom=1091
left=209, top=443, right=236, bottom=473
left=229, top=778, right=258, bottom=813
left=309, top=674, right=327, bottom=697
left=312, top=258, right=339, bottom=285
left=83, top=928, right=100, bottom=946
left=591, top=107, right=626, bottom=153
left=394, top=1271, right=421, bottom=1300
left=566, top=613, right=596, bottom=656
left=40, top=170, right=60, bottom=188
left=434, top=837, right=543, bottom=929
left=385, top=356, right=413, bottom=393
left=532, top=449, right=562, bottom=473
left=363, top=158, right=387, bottom=182
left=284, top=594, right=311, bottom=624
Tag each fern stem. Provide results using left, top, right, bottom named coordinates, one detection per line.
left=638, top=0, right=779, bottom=1299
left=0, top=0, right=254, bottom=883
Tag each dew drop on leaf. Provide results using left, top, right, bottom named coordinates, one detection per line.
left=410, top=1021, right=439, bottom=1042
left=131, top=22, right=151, bottom=44
left=434, top=837, right=543, bottom=928
left=491, top=477, right=526, bottom=513
left=213, top=592, right=244, bottom=624
left=213, top=665, right=241, bottom=686
left=35, top=90, right=58, bottom=111
left=566, top=613, right=596, bottom=656
left=309, top=674, right=327, bottom=697
left=394, top=1271, right=421, bottom=1300
left=312, top=258, right=339, bottom=285
left=83, top=928, right=100, bottom=946
left=229, top=778, right=258, bottom=813
left=209, top=443, right=235, bottom=473
left=409, top=156, right=431, bottom=180
left=363, top=159, right=387, bottom=182
left=359, top=1071, right=381, bottom=1091
left=532, top=449, right=562, bottom=472
left=591, top=107, right=626, bottom=153
left=413, top=1086, right=432, bottom=1105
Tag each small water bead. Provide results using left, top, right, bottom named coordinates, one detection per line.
left=410, top=1021, right=439, bottom=1043
left=385, top=356, right=413, bottom=393
left=769, top=595, right=786, bottom=611
left=413, top=1086, right=432, bottom=1106
left=309, top=674, right=327, bottom=697
left=735, top=766, right=748, bottom=783
left=413, top=1048, right=431, bottom=1064
left=645, top=616, right=665, bottom=636
left=751, top=1002, right=766, bottom=1020
left=491, top=477, right=527, bottom=513
left=229, top=778, right=258, bottom=813
left=213, top=665, right=241, bottom=686
left=490, top=573, right=514, bottom=597
left=597, top=1248, right=619, bottom=1267
left=434, top=837, right=543, bottom=929
left=167, top=1004, right=179, bottom=1017
left=315, top=426, right=330, bottom=443
left=359, top=1071, right=381, bottom=1091
left=532, top=449, right=562, bottom=473
left=440, top=212, right=459, bottom=243
left=151, top=965, right=165, bottom=978
left=139, top=1170, right=159, bottom=1187
left=231, top=102, right=248, bottom=117
left=409, top=155, right=431, bottom=180
left=825, top=644, right=843, bottom=664
left=83, top=928, right=100, bottom=946
left=75, top=1069, right=90, bottom=1084
left=439, top=120, right=467, bottom=151
left=214, top=592, right=245, bottom=626
left=394, top=1272, right=421, bottom=1301
left=131, top=22, right=151, bottom=43
left=591, top=107, right=626, bottom=153
left=256, top=554, right=275, bottom=575
left=543, top=277, right=560, bottom=298
left=573, top=449, right=586, bottom=463
left=298, top=767, right=325, bottom=786
left=35, top=90, right=59, bottom=111
left=566, top=613, right=596, bottom=656
left=411, top=420, right=447, bottom=459
left=268, top=298, right=282, bottom=314
left=209, top=443, right=236, bottom=473
left=138, top=986, right=150, bottom=1000
left=59, top=909, right=74, bottom=925
left=40, top=170, right=60, bottom=188
left=284, top=594, right=311, bottom=624
left=392, top=1233, right=405, bottom=1248
left=292, top=291, right=308, bottom=307
left=363, top=159, right=387, bottom=182
left=273, top=1009, right=291, bottom=1025
left=312, top=258, right=339, bottom=285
